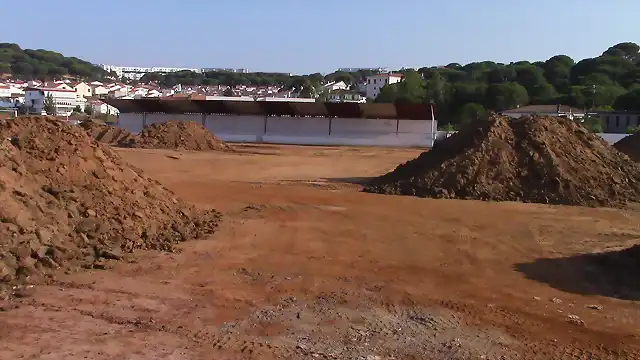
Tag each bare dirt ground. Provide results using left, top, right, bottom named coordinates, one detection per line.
left=1, top=143, right=639, bottom=360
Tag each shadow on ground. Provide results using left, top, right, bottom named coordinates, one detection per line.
left=322, top=177, right=375, bottom=185
left=515, top=245, right=640, bottom=301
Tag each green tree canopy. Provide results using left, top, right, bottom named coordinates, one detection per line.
left=485, top=82, right=529, bottom=111
left=1, top=43, right=107, bottom=80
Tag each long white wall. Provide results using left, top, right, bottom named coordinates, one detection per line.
left=117, top=113, right=437, bottom=147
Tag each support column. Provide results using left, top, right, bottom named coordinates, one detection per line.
left=201, top=113, right=206, bottom=127
left=257, top=115, right=267, bottom=143
left=142, top=112, right=148, bottom=128
left=396, top=119, right=400, bottom=135
left=328, top=117, right=332, bottom=135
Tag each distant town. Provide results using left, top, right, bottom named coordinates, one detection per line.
left=0, top=64, right=398, bottom=119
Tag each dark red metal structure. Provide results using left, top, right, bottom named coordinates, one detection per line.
left=105, top=99, right=435, bottom=120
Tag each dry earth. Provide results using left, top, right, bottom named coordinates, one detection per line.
left=1, top=143, right=639, bottom=360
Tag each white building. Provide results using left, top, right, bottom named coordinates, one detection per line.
left=201, top=68, right=250, bottom=73
left=328, top=90, right=366, bottom=103
left=89, top=100, right=120, bottom=115
left=25, top=87, right=77, bottom=116
left=99, top=64, right=201, bottom=80
left=0, top=84, right=17, bottom=108
left=366, top=73, right=403, bottom=99
left=92, top=85, right=109, bottom=96
left=322, top=81, right=349, bottom=92
left=73, top=82, right=93, bottom=98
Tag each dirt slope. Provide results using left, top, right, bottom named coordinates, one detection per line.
left=613, top=132, right=640, bottom=162
left=79, top=120, right=136, bottom=146
left=365, top=115, right=640, bottom=207
left=124, top=121, right=230, bottom=151
left=0, top=116, right=221, bottom=289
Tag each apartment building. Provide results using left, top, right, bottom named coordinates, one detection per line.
left=365, top=73, right=403, bottom=99
left=25, top=87, right=77, bottom=116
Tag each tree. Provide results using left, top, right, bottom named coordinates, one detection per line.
left=603, top=42, right=640, bottom=62
left=1, top=43, right=107, bottom=80
left=458, top=103, right=486, bottom=125
left=396, top=70, right=426, bottom=103
left=298, top=81, right=318, bottom=98
left=613, top=88, right=640, bottom=111
left=84, top=103, right=93, bottom=115
left=626, top=125, right=640, bottom=134
left=485, top=82, right=529, bottom=111
left=581, top=115, right=604, bottom=133
left=73, top=105, right=82, bottom=113
left=375, top=84, right=398, bottom=103
left=223, top=87, right=234, bottom=97
left=43, top=93, right=55, bottom=115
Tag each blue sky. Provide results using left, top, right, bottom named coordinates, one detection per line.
left=4, top=0, right=638, bottom=74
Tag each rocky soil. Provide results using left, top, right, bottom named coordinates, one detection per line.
left=123, top=121, right=231, bottom=151
left=365, top=115, right=640, bottom=207
left=79, top=119, right=136, bottom=146
left=0, top=116, right=221, bottom=293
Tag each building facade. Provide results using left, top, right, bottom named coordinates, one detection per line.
left=25, top=87, right=77, bottom=116
left=600, top=112, right=640, bottom=133
left=365, top=73, right=403, bottom=99
left=328, top=90, right=366, bottom=103
left=73, top=82, right=93, bottom=97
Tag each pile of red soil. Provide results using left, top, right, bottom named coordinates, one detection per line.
left=123, top=121, right=230, bottom=151
left=613, top=132, right=640, bottom=162
left=79, top=120, right=136, bottom=146
left=0, top=116, right=221, bottom=289
left=364, top=115, right=640, bottom=207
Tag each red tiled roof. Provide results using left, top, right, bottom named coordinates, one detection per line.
left=27, top=87, right=76, bottom=93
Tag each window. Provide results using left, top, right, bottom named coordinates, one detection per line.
left=385, top=79, right=388, bottom=84
left=615, top=115, right=619, bottom=127
left=605, top=116, right=610, bottom=125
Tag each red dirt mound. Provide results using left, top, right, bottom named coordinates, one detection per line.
left=123, top=121, right=230, bottom=151
left=0, top=116, right=221, bottom=290
left=613, top=132, right=640, bottom=162
left=364, top=115, right=640, bottom=207
left=79, top=120, right=136, bottom=146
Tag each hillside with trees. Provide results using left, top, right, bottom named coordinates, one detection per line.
left=0, top=43, right=107, bottom=80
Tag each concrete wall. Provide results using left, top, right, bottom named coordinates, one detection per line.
left=116, top=113, right=437, bottom=147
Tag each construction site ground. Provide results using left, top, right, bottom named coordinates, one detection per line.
left=2, top=143, right=639, bottom=360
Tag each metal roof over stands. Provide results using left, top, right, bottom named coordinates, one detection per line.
left=105, top=99, right=434, bottom=120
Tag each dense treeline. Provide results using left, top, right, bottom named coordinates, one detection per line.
left=139, top=69, right=379, bottom=90
left=376, top=42, right=640, bottom=124
left=0, top=43, right=107, bottom=80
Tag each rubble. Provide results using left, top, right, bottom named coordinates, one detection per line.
left=364, top=115, right=640, bottom=207
left=122, top=120, right=231, bottom=151
left=0, top=116, right=221, bottom=288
